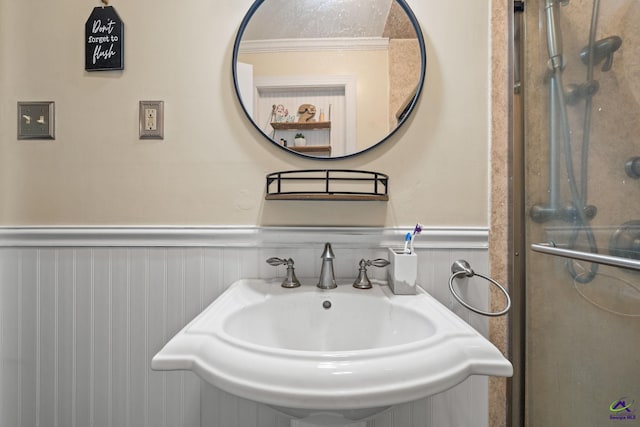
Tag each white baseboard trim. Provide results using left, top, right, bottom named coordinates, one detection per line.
left=0, top=226, right=489, bottom=249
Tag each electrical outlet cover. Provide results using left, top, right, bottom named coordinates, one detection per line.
left=139, top=101, right=164, bottom=139
left=18, top=102, right=55, bottom=140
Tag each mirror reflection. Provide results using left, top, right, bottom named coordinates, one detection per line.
left=233, top=0, right=426, bottom=159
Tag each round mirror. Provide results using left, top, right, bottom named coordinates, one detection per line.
left=232, top=0, right=426, bottom=159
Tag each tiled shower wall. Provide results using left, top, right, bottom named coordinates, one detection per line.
left=0, top=227, right=491, bottom=427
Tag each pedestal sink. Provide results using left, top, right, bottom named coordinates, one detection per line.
left=152, top=279, right=512, bottom=425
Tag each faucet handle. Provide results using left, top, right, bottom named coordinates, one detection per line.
left=366, top=258, right=391, bottom=268
left=353, top=258, right=391, bottom=289
left=265, top=257, right=301, bottom=288
left=266, top=257, right=288, bottom=266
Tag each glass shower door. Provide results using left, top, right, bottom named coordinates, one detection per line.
left=523, top=0, right=640, bottom=425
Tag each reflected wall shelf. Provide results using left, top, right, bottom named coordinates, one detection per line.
left=271, top=121, right=331, bottom=130
left=289, top=145, right=332, bottom=156
left=265, top=170, right=389, bottom=201
left=271, top=121, right=332, bottom=156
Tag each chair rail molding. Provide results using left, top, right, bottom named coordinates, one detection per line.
left=0, top=226, right=489, bottom=249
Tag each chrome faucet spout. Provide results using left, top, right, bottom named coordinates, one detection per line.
left=317, top=242, right=337, bottom=289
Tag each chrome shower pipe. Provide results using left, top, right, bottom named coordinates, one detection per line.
left=530, top=0, right=567, bottom=221
left=544, top=0, right=564, bottom=72
left=548, top=70, right=561, bottom=213
left=546, top=0, right=567, bottom=214
left=530, top=69, right=591, bottom=223
left=585, top=0, right=600, bottom=82
left=578, top=0, right=600, bottom=205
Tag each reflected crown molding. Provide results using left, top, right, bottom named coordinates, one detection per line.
left=239, top=37, right=390, bottom=54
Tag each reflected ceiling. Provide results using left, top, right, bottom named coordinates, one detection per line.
left=241, top=0, right=416, bottom=40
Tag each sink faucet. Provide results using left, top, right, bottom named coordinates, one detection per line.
left=317, top=242, right=337, bottom=289
left=265, top=257, right=301, bottom=288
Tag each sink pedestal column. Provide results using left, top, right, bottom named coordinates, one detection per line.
left=201, top=382, right=368, bottom=427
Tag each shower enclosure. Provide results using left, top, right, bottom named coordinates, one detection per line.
left=518, top=0, right=640, bottom=425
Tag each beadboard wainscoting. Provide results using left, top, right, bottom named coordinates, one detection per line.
left=0, top=227, right=491, bottom=427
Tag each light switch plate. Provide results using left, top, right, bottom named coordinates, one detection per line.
left=18, top=101, right=55, bottom=140
left=139, top=101, right=164, bottom=139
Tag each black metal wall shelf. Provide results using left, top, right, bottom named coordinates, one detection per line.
left=265, top=170, right=389, bottom=201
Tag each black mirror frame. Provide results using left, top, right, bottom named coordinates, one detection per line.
left=232, top=0, right=427, bottom=160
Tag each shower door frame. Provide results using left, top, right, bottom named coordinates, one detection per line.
left=507, top=1, right=640, bottom=425
left=508, top=1, right=527, bottom=426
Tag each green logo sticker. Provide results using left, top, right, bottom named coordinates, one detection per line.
left=610, top=398, right=637, bottom=421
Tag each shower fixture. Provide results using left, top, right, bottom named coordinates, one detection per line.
left=531, top=0, right=623, bottom=283
left=625, top=157, right=640, bottom=179
left=563, top=81, right=600, bottom=105
left=530, top=203, right=597, bottom=224
left=579, top=35, right=622, bottom=72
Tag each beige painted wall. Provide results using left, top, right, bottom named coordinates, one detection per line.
left=0, top=0, right=489, bottom=227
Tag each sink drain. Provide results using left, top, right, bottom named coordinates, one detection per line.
left=322, top=300, right=332, bottom=309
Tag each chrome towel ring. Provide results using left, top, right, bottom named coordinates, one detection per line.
left=448, top=260, right=511, bottom=317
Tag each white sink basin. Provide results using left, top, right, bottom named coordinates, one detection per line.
left=224, top=286, right=436, bottom=351
left=152, top=279, right=512, bottom=422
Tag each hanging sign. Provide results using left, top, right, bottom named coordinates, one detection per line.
left=85, top=6, right=124, bottom=71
